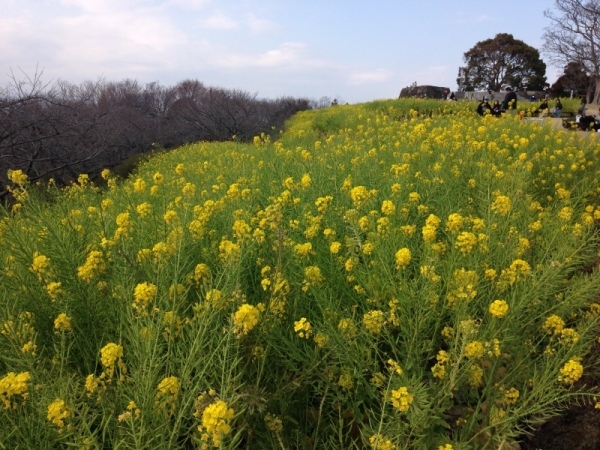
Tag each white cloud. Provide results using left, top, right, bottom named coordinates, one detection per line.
left=167, top=0, right=212, bottom=10
left=200, top=13, right=238, bottom=30
left=348, top=69, right=392, bottom=85
left=245, top=13, right=280, bottom=34
left=212, top=42, right=325, bottom=69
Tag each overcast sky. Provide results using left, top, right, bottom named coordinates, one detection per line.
left=1, top=0, right=562, bottom=104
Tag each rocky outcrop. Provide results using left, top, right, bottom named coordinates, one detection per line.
left=399, top=85, right=451, bottom=99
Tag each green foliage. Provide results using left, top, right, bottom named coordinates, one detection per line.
left=459, top=33, right=547, bottom=91
left=1, top=100, right=600, bottom=448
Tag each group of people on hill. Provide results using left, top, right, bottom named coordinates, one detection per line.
left=576, top=99, right=600, bottom=131
left=476, top=86, right=518, bottom=117
left=476, top=86, right=564, bottom=118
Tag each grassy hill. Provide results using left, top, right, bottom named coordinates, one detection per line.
left=1, top=98, right=600, bottom=449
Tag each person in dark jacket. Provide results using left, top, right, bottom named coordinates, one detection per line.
left=492, top=100, right=502, bottom=116
left=554, top=99, right=563, bottom=118
left=535, top=99, right=549, bottom=117
left=501, top=86, right=517, bottom=111
left=476, top=97, right=492, bottom=116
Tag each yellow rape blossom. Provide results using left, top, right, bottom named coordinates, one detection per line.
left=77, top=250, right=106, bottom=282
left=489, top=300, right=509, bottom=318
left=363, top=310, right=385, bottom=335
left=53, top=313, right=72, bottom=332
left=491, top=195, right=511, bottom=216
left=47, top=398, right=70, bottom=428
left=8, top=169, right=29, bottom=185
left=381, top=200, right=396, bottom=216
left=395, top=248, right=411, bottom=269
left=233, top=304, right=261, bottom=336
left=132, top=282, right=157, bottom=314
left=464, top=341, right=485, bottom=359
left=0, top=371, right=30, bottom=409
left=390, top=387, right=413, bottom=412
left=294, top=317, right=312, bottom=339
left=155, top=376, right=180, bottom=414
left=330, top=241, right=342, bottom=254
left=369, top=435, right=396, bottom=450
left=558, top=358, right=583, bottom=384
left=100, top=342, right=126, bottom=381
left=199, top=399, right=234, bottom=448
left=543, top=314, right=565, bottom=335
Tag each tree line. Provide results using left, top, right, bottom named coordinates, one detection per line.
left=0, top=72, right=311, bottom=199
left=457, top=0, right=600, bottom=103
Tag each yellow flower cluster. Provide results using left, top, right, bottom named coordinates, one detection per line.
left=489, top=300, right=509, bottom=318
left=339, top=318, right=357, bottom=339
left=77, top=250, right=106, bottom=282
left=381, top=200, right=396, bottom=216
left=193, top=263, right=211, bottom=285
left=294, top=317, right=312, bottom=339
left=293, top=242, right=314, bottom=257
left=422, top=214, right=441, bottom=243
left=233, top=304, right=261, bottom=336
left=431, top=350, right=450, bottom=379
left=504, top=387, right=519, bottom=405
left=155, top=376, right=180, bottom=414
left=2, top=312, right=37, bottom=355
left=543, top=314, right=565, bottom=334
left=199, top=399, right=235, bottom=448
left=118, top=400, right=141, bottom=422
left=497, top=259, right=531, bottom=290
left=7, top=169, right=29, bottom=185
left=136, top=202, right=152, bottom=217
left=162, top=311, right=182, bottom=338
left=363, top=310, right=385, bottom=335
left=99, top=342, right=126, bottom=381
left=390, top=386, right=413, bottom=412
left=133, top=177, right=146, bottom=193
left=445, top=213, right=464, bottom=233
left=132, top=282, right=157, bottom=315
left=464, top=341, right=485, bottom=359
left=338, top=367, right=354, bottom=390
left=349, top=186, right=376, bottom=208
left=491, top=195, right=511, bottom=216
left=46, top=281, right=64, bottom=301
left=54, top=313, right=72, bottom=332
left=31, top=252, right=51, bottom=279
left=302, top=265, right=323, bottom=291
left=114, top=212, right=133, bottom=240
left=218, top=239, right=241, bottom=262
left=395, top=248, right=411, bottom=269
left=558, top=358, right=583, bottom=384
left=369, top=434, right=396, bottom=450
left=446, top=269, right=478, bottom=307
left=455, top=231, right=478, bottom=254
left=0, top=371, right=30, bottom=409
left=47, top=398, right=70, bottom=428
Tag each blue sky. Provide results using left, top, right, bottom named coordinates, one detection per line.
left=1, top=0, right=561, bottom=103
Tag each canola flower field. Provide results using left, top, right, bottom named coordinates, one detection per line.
left=1, top=98, right=600, bottom=449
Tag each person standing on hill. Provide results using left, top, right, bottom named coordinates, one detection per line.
left=501, top=86, right=517, bottom=112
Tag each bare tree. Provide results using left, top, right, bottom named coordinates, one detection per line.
left=0, top=72, right=311, bottom=200
left=542, top=0, right=600, bottom=103
left=0, top=70, right=112, bottom=198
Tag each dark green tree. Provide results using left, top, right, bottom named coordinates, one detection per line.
left=550, top=61, right=593, bottom=97
left=458, top=33, right=547, bottom=92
